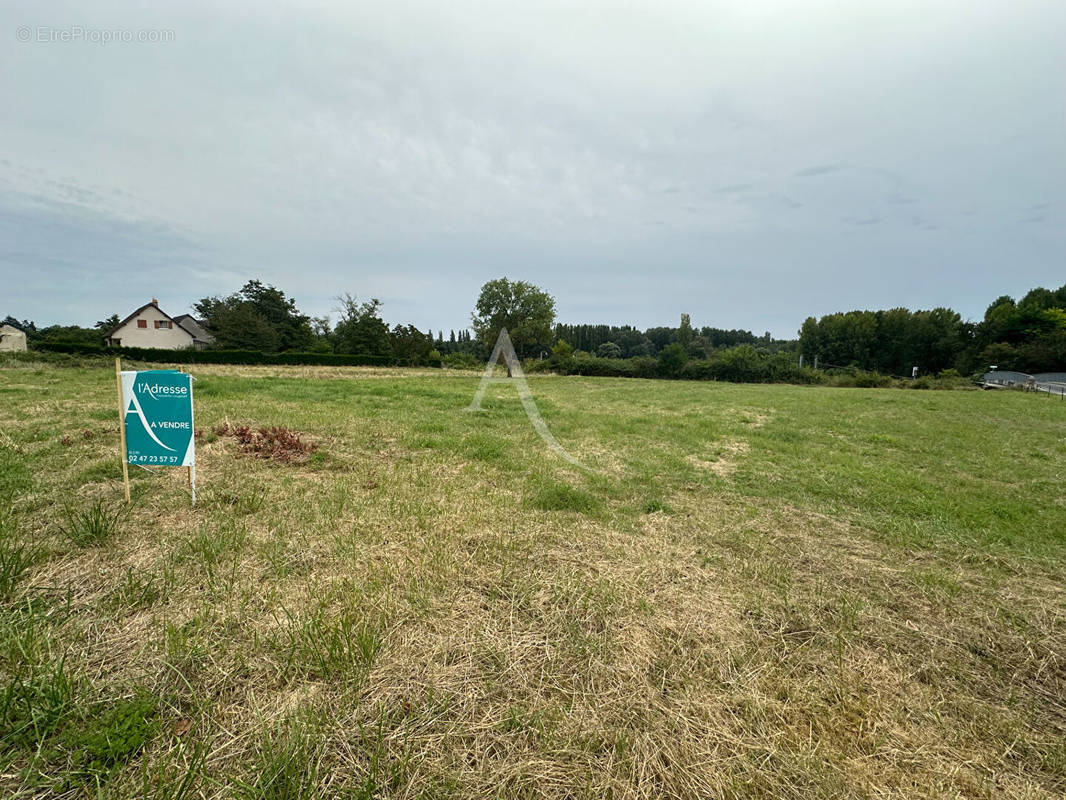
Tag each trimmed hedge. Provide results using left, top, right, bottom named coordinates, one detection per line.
left=555, top=355, right=659, bottom=379
left=33, top=341, right=441, bottom=368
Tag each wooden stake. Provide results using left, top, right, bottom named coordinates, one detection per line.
left=115, top=357, right=131, bottom=503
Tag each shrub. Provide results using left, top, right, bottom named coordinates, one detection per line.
left=548, top=339, right=575, bottom=372
left=657, top=343, right=688, bottom=377
left=629, top=356, right=660, bottom=378
left=523, top=357, right=552, bottom=373
left=934, top=369, right=976, bottom=389
left=442, top=352, right=483, bottom=370
left=551, top=339, right=573, bottom=360
left=568, top=355, right=639, bottom=378
left=679, top=359, right=716, bottom=381
left=820, top=366, right=894, bottom=388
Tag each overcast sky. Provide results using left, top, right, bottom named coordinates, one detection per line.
left=2, top=0, right=1063, bottom=337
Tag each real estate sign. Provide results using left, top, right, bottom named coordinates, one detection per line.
left=120, top=369, right=195, bottom=466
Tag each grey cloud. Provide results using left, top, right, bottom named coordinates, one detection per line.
left=1, top=0, right=1064, bottom=336
left=794, top=165, right=843, bottom=178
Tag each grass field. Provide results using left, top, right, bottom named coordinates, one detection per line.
left=1, top=360, right=1064, bottom=798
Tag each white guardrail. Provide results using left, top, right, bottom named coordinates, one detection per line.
left=982, top=371, right=1066, bottom=397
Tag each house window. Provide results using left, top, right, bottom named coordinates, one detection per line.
left=137, top=319, right=147, bottom=328
left=154, top=320, right=172, bottom=329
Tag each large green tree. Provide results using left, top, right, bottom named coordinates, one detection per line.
left=390, top=323, right=434, bottom=365
left=2, top=316, right=35, bottom=333
left=799, top=307, right=965, bottom=375
left=471, top=278, right=556, bottom=358
left=963, top=284, right=1066, bottom=372
left=195, top=280, right=313, bottom=352
left=333, top=294, right=392, bottom=357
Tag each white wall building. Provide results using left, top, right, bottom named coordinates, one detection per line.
left=0, top=324, right=28, bottom=352
left=104, top=300, right=211, bottom=349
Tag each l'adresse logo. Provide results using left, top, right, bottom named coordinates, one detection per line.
left=138, top=383, right=189, bottom=400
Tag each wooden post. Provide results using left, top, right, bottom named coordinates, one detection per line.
left=115, top=358, right=131, bottom=503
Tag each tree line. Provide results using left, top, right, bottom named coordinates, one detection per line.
left=798, top=284, right=1066, bottom=376
left=6, top=277, right=1065, bottom=377
left=470, top=277, right=1066, bottom=378
left=551, top=323, right=776, bottom=359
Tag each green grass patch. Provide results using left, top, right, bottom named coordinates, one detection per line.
left=56, top=691, right=158, bottom=786
left=1, top=362, right=1064, bottom=797
left=526, top=482, right=602, bottom=514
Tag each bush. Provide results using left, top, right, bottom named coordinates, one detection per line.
left=677, top=347, right=821, bottom=384
left=678, top=359, right=714, bottom=381
left=551, top=339, right=573, bottom=360
left=629, top=356, right=660, bottom=378
left=548, top=339, right=575, bottom=373
left=657, top=343, right=688, bottom=377
left=543, top=346, right=822, bottom=384
left=568, top=355, right=639, bottom=377
left=1, top=350, right=86, bottom=367
left=826, top=369, right=894, bottom=388
left=442, top=352, right=483, bottom=370
left=523, top=358, right=552, bottom=373
left=933, top=368, right=976, bottom=388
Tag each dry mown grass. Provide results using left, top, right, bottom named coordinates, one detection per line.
left=0, top=362, right=1063, bottom=798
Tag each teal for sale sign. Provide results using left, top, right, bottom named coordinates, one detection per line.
left=120, top=370, right=195, bottom=466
